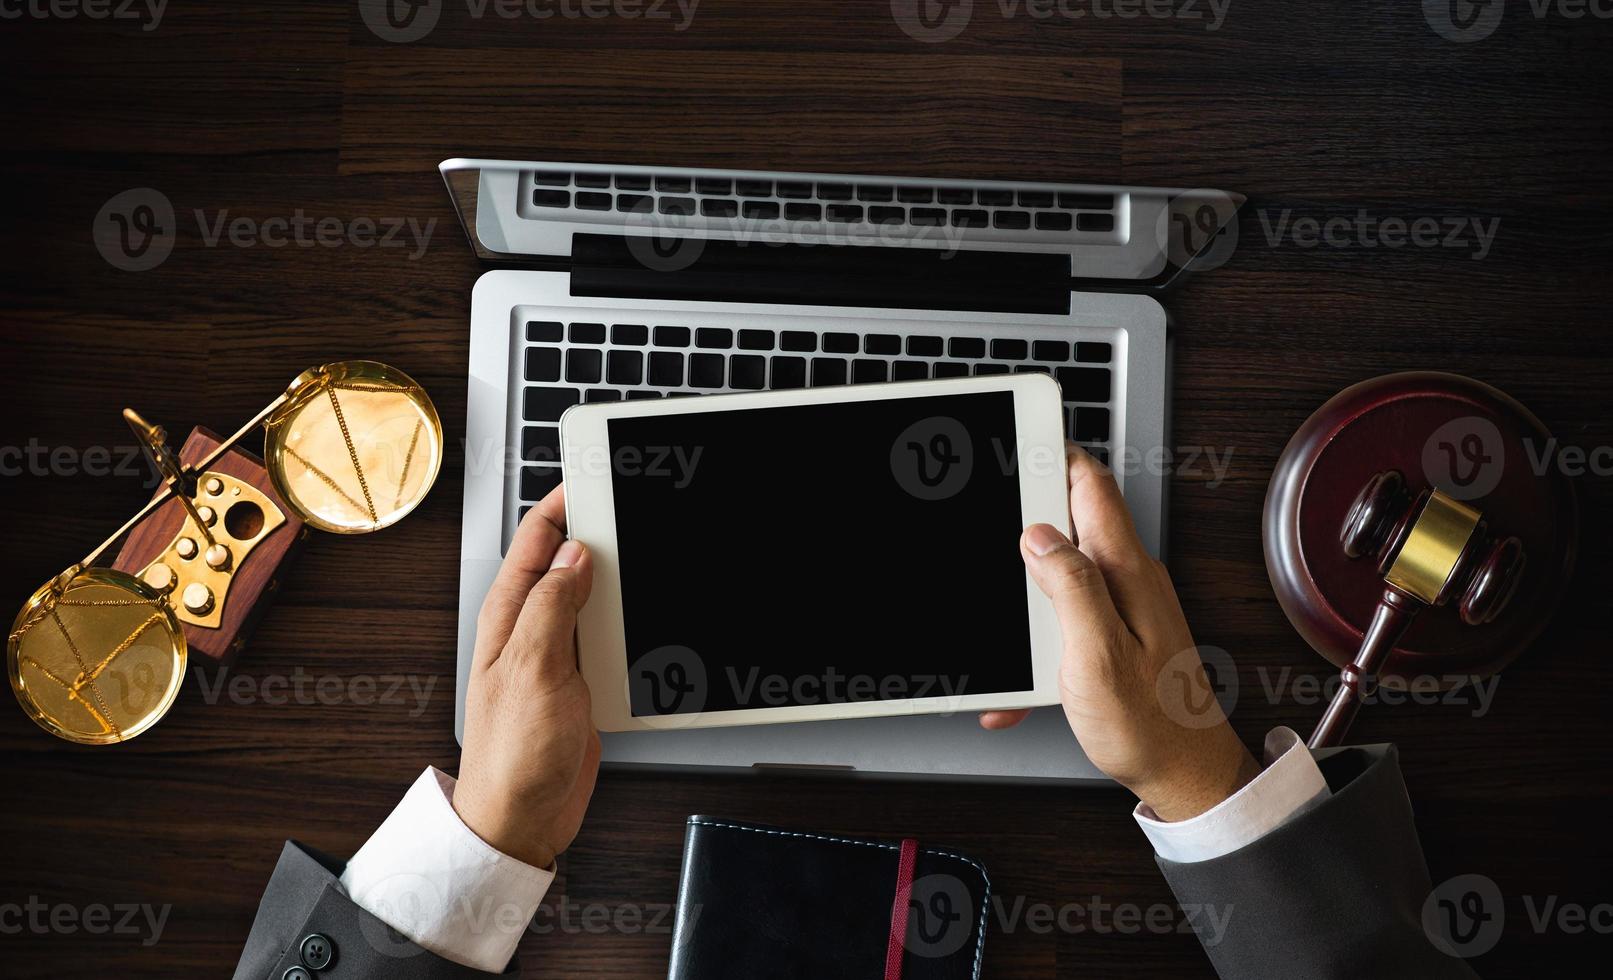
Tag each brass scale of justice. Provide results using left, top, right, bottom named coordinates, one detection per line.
left=6, top=361, right=443, bottom=745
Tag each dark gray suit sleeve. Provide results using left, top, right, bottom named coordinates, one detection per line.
left=1155, top=743, right=1478, bottom=980
left=232, top=841, right=511, bottom=979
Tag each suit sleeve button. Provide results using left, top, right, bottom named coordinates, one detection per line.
left=298, top=932, right=335, bottom=969
left=282, top=968, right=312, bottom=980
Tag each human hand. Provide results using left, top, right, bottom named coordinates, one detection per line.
left=454, top=485, right=601, bottom=869
left=980, top=448, right=1259, bottom=821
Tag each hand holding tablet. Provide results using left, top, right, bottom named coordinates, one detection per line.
left=559, top=374, right=1071, bottom=732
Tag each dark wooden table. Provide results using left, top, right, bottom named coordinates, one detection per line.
left=3, top=3, right=1610, bottom=976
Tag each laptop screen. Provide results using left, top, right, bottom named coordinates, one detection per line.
left=607, top=390, right=1035, bottom=717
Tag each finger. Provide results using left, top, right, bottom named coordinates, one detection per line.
left=1066, top=446, right=1148, bottom=573
left=978, top=709, right=1032, bottom=730
left=505, top=539, right=595, bottom=684
left=1021, top=523, right=1134, bottom=651
left=474, top=485, right=569, bottom=670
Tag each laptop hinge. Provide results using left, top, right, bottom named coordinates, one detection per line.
left=569, top=234, right=1072, bottom=314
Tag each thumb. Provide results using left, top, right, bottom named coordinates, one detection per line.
left=1020, top=524, right=1128, bottom=650
left=505, top=540, right=594, bottom=682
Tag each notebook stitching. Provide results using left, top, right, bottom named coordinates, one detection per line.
left=686, top=818, right=990, bottom=980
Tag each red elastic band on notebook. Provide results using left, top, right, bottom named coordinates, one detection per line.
left=884, top=837, right=919, bottom=980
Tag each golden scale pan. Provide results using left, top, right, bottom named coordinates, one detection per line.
left=6, top=361, right=442, bottom=745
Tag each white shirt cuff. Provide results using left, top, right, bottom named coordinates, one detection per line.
left=339, top=767, right=555, bottom=972
left=1133, top=727, right=1330, bottom=863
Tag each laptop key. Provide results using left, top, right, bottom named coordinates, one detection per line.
left=817, top=182, right=854, bottom=200
left=826, top=204, right=863, bottom=223
left=695, top=177, right=733, bottom=195
left=937, top=187, right=973, bottom=204
left=1015, top=364, right=1052, bottom=374
left=811, top=358, right=847, bottom=386
left=689, top=353, right=725, bottom=388
left=742, top=201, right=779, bottom=219
left=738, top=329, right=775, bottom=351
left=1057, top=366, right=1112, bottom=403
left=533, top=190, right=570, bottom=208
left=736, top=179, right=773, bottom=197
left=1033, top=340, right=1070, bottom=361
left=608, top=350, right=644, bottom=385
left=951, top=210, right=988, bottom=228
left=1078, top=212, right=1116, bottom=232
left=701, top=199, right=739, bottom=218
left=785, top=203, right=821, bottom=221
left=648, top=351, right=684, bottom=386
left=523, top=386, right=580, bottom=421
left=1035, top=212, right=1073, bottom=231
left=696, top=327, right=733, bottom=348
left=525, top=347, right=561, bottom=382
left=991, top=338, right=1028, bottom=360
left=585, top=389, right=621, bottom=402
left=892, top=360, right=928, bottom=381
left=780, top=330, right=817, bottom=352
left=823, top=332, right=858, bottom=354
left=857, top=184, right=894, bottom=202
left=776, top=181, right=813, bottom=198
left=526, top=320, right=563, bottom=343
left=615, top=174, right=652, bottom=190
left=993, top=211, right=1031, bottom=230
left=909, top=208, right=946, bottom=225
left=576, top=192, right=612, bottom=211
left=566, top=349, right=602, bottom=384
left=616, top=193, right=653, bottom=213
left=1074, top=407, right=1111, bottom=442
left=1059, top=191, right=1115, bottom=210
left=771, top=356, right=807, bottom=388
left=627, top=390, right=662, bottom=400
left=521, top=465, right=562, bottom=502
left=852, top=359, right=888, bottom=383
left=978, top=189, right=1014, bottom=206
left=655, top=175, right=692, bottom=193
left=570, top=322, right=606, bottom=344
left=575, top=172, right=612, bottom=188
left=864, top=334, right=901, bottom=355
left=1018, top=190, right=1055, bottom=208
left=949, top=337, right=986, bottom=359
left=933, top=362, right=969, bottom=378
left=659, top=197, right=696, bottom=216
left=869, top=206, right=905, bottom=225
left=612, top=323, right=648, bottom=345
left=1077, top=341, right=1113, bottom=363
left=974, top=363, right=1010, bottom=376
left=522, top=426, right=561, bottom=463
left=654, top=325, right=691, bottom=347
left=730, top=355, right=766, bottom=389
left=897, top=186, right=934, bottom=203
left=907, top=335, right=943, bottom=357
left=533, top=172, right=569, bottom=186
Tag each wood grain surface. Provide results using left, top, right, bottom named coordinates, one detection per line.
left=2, top=2, right=1610, bottom=977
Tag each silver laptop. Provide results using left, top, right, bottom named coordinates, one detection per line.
left=444, top=158, right=1239, bottom=784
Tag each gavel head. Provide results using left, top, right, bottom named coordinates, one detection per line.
left=1340, top=470, right=1526, bottom=625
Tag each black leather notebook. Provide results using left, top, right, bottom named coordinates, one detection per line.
left=667, top=816, right=991, bottom=980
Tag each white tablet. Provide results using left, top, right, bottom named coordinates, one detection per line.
left=560, top=374, right=1070, bottom=732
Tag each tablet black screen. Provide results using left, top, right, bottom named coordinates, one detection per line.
left=608, top=390, right=1034, bottom=717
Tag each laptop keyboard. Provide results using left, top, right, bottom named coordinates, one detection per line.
left=524, top=168, right=1121, bottom=240
left=515, top=318, right=1116, bottom=515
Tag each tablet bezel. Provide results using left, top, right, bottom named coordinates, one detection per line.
left=561, top=373, right=1070, bottom=733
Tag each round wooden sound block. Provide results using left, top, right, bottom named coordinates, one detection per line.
left=1263, top=372, right=1578, bottom=685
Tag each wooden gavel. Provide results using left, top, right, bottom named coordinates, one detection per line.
left=1307, top=470, right=1526, bottom=748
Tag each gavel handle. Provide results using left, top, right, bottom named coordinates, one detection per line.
left=1308, top=588, right=1422, bottom=749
